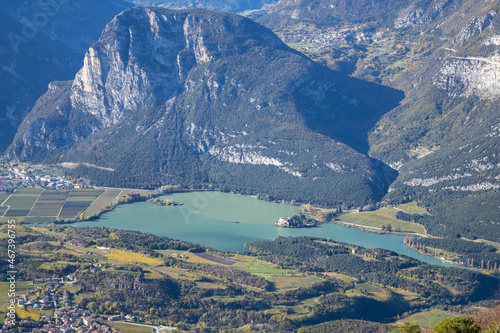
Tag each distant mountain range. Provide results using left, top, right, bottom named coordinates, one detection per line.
left=129, top=0, right=276, bottom=12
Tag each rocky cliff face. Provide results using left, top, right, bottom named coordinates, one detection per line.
left=8, top=7, right=403, bottom=205
left=0, top=0, right=132, bottom=152
left=434, top=55, right=500, bottom=99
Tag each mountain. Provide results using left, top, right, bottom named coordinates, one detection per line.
left=0, top=0, right=276, bottom=155
left=6, top=7, right=403, bottom=206
left=258, top=0, right=409, bottom=28
left=258, top=0, right=500, bottom=241
left=0, top=0, right=133, bottom=153
left=128, top=0, right=276, bottom=13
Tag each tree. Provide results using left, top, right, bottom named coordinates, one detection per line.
left=434, top=316, right=481, bottom=333
left=484, top=324, right=500, bottom=333
left=391, top=322, right=421, bottom=333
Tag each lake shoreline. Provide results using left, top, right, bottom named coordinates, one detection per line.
left=72, top=191, right=454, bottom=267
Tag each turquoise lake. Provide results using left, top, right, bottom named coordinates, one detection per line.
left=75, top=191, right=451, bottom=266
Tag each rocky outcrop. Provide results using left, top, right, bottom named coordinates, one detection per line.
left=394, top=0, right=452, bottom=28
left=434, top=55, right=500, bottom=99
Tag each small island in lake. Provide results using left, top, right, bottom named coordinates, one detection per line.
left=147, top=198, right=183, bottom=206
left=275, top=214, right=319, bottom=228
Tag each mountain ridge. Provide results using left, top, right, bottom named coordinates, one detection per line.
left=7, top=7, right=403, bottom=206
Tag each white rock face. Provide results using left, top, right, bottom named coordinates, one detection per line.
left=434, top=56, right=500, bottom=99
left=395, top=0, right=451, bottom=28
left=326, top=162, right=346, bottom=172
left=70, top=9, right=215, bottom=127
left=404, top=173, right=472, bottom=187
left=209, top=145, right=283, bottom=166
left=444, top=182, right=500, bottom=191
left=208, top=144, right=304, bottom=177
left=453, top=11, right=496, bottom=46
left=484, top=35, right=500, bottom=46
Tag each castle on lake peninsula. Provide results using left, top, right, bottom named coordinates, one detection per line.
left=276, top=217, right=291, bottom=227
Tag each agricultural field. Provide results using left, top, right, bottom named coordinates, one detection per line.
left=267, top=275, right=324, bottom=291
left=58, top=189, right=103, bottom=219
left=397, top=202, right=429, bottom=215
left=230, top=256, right=287, bottom=277
left=83, top=189, right=122, bottom=217
left=106, top=249, right=163, bottom=265
left=355, top=282, right=389, bottom=301
left=0, top=281, right=35, bottom=321
left=399, top=309, right=457, bottom=328
left=0, top=192, right=10, bottom=205
left=108, top=322, right=154, bottom=333
left=28, top=190, right=68, bottom=217
left=337, top=203, right=426, bottom=234
left=0, top=187, right=104, bottom=223
left=2, top=188, right=43, bottom=220
left=155, top=249, right=185, bottom=257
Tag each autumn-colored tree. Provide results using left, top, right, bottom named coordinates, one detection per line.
left=473, top=305, right=500, bottom=331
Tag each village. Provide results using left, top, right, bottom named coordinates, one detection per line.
left=1, top=275, right=134, bottom=333
left=0, top=163, right=90, bottom=192
left=278, top=24, right=377, bottom=52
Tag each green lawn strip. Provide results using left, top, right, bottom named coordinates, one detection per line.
left=479, top=239, right=500, bottom=250
left=155, top=249, right=185, bottom=257
left=72, top=291, right=95, bottom=305
left=0, top=216, right=26, bottom=223
left=232, top=258, right=286, bottom=277
left=58, top=285, right=81, bottom=293
left=108, top=322, right=154, bottom=333
left=14, top=188, right=44, bottom=194
left=69, top=189, right=104, bottom=197
left=23, top=217, right=56, bottom=224
left=102, top=269, right=141, bottom=277
left=400, top=309, right=457, bottom=328
left=266, top=275, right=324, bottom=291
left=338, top=206, right=425, bottom=234
left=37, top=190, right=69, bottom=201
left=396, top=202, right=429, bottom=215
